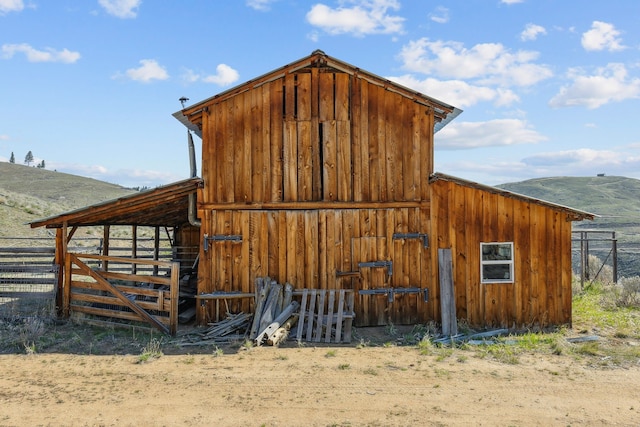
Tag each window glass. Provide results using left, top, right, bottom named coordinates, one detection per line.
left=480, top=242, right=514, bottom=283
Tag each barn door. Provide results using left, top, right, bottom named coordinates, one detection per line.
left=352, top=233, right=429, bottom=327
left=351, top=237, right=390, bottom=326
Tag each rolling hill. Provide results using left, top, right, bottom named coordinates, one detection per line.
left=0, top=162, right=136, bottom=238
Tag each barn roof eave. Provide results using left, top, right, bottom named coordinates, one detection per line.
left=173, top=50, right=461, bottom=136
left=29, top=177, right=203, bottom=229
left=429, top=172, right=597, bottom=221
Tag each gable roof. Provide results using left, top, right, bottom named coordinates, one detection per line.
left=30, top=178, right=203, bottom=229
left=430, top=172, right=596, bottom=222
left=173, top=50, right=462, bottom=137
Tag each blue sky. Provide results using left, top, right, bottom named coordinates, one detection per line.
left=1, top=0, right=639, bottom=188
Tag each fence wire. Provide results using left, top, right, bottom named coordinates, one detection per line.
left=0, top=265, right=59, bottom=319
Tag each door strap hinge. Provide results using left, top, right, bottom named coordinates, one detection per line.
left=358, top=260, right=393, bottom=277
left=392, top=232, right=429, bottom=248
left=203, top=233, right=243, bottom=251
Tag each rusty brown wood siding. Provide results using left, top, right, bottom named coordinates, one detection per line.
left=199, top=71, right=435, bottom=205
left=430, top=180, right=574, bottom=328
left=199, top=208, right=433, bottom=326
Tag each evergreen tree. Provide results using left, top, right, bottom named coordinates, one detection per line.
left=9, top=152, right=15, bottom=163
left=24, top=150, right=34, bottom=166
left=41, top=159, right=45, bottom=169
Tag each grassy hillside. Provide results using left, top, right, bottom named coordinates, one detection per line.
left=0, top=162, right=136, bottom=238
left=498, top=175, right=640, bottom=278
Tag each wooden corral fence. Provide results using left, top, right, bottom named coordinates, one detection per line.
left=65, top=253, right=180, bottom=335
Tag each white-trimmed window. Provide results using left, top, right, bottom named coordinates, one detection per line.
left=480, top=242, right=514, bottom=284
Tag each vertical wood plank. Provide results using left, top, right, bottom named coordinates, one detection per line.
left=337, top=120, right=352, bottom=201
left=377, top=88, right=388, bottom=201
left=359, top=80, right=370, bottom=201
left=296, top=289, right=308, bottom=342
left=270, top=80, right=284, bottom=202
left=351, top=75, right=363, bottom=201
left=283, top=120, right=297, bottom=201
left=322, top=120, right=337, bottom=201
left=261, top=84, right=271, bottom=202
left=319, top=72, right=334, bottom=121
left=251, top=87, right=264, bottom=202
left=298, top=120, right=313, bottom=200
left=438, top=248, right=457, bottom=336
left=304, top=210, right=319, bottom=289
left=368, top=84, right=381, bottom=201
left=325, top=289, right=335, bottom=343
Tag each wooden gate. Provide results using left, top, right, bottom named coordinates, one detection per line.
left=65, top=253, right=179, bottom=335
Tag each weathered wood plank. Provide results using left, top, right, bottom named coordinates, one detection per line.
left=269, top=79, right=284, bottom=202
left=324, top=289, right=335, bottom=343
left=322, top=120, right=337, bottom=201
left=298, top=120, right=313, bottom=200
left=438, top=248, right=457, bottom=336
left=337, top=120, right=352, bottom=202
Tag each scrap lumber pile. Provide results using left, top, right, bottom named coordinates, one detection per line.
left=251, top=277, right=355, bottom=345
left=250, top=277, right=299, bottom=346
left=173, top=277, right=355, bottom=347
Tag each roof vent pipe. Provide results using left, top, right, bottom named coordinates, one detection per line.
left=187, top=130, right=201, bottom=227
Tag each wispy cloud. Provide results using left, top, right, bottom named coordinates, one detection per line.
left=520, top=23, right=546, bottom=41
left=0, top=0, right=23, bottom=14
left=436, top=119, right=546, bottom=150
left=429, top=6, right=449, bottom=24
left=182, top=64, right=240, bottom=86
left=98, top=0, right=141, bottom=19
left=500, top=0, right=524, bottom=4
left=1, top=43, right=80, bottom=63
left=549, top=63, right=640, bottom=109
left=49, top=161, right=183, bottom=188
left=246, top=0, right=278, bottom=11
left=306, top=0, right=404, bottom=37
left=582, top=21, right=625, bottom=52
left=116, top=59, right=169, bottom=83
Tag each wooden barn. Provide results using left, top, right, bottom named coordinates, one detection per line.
left=32, top=50, right=594, bottom=335
left=174, top=50, right=594, bottom=329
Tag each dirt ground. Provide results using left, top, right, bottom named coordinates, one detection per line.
left=1, top=324, right=639, bottom=427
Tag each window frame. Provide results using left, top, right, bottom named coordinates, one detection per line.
left=480, top=242, right=514, bottom=284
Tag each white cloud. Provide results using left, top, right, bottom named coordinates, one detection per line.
left=202, top=64, right=240, bottom=86
left=181, top=64, right=240, bottom=86
left=500, top=0, right=524, bottom=4
left=549, top=63, right=640, bottom=109
left=0, top=134, right=9, bottom=140
left=306, top=0, right=404, bottom=37
left=398, top=38, right=552, bottom=87
left=520, top=23, right=546, bottom=41
left=0, top=0, right=23, bottom=14
left=246, top=0, right=278, bottom=11
left=120, top=59, right=169, bottom=83
left=581, top=21, right=625, bottom=52
left=388, top=74, right=519, bottom=108
left=98, top=0, right=141, bottom=19
left=429, top=6, right=449, bottom=24
left=436, top=119, right=547, bottom=150
left=1, top=43, right=80, bottom=63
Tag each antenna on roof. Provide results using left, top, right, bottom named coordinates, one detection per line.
left=179, top=97, right=189, bottom=108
